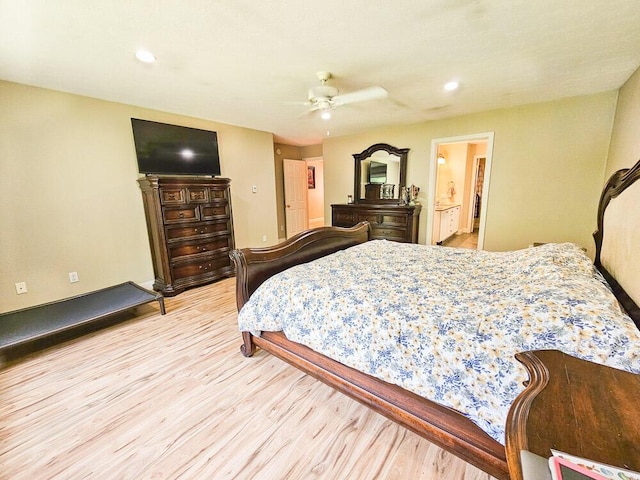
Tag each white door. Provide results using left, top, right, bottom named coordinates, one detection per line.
left=283, top=159, right=308, bottom=238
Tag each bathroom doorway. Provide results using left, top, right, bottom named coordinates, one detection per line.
left=426, top=132, right=494, bottom=250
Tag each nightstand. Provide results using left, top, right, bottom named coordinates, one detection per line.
left=505, top=350, right=640, bottom=480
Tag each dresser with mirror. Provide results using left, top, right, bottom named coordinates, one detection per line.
left=331, top=143, right=421, bottom=243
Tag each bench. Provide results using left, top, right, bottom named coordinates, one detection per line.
left=0, top=282, right=164, bottom=359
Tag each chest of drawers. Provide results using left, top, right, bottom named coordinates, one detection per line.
left=138, top=176, right=235, bottom=296
left=331, top=204, right=421, bottom=243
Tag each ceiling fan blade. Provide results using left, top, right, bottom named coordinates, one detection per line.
left=332, top=86, right=388, bottom=106
left=297, top=106, right=321, bottom=119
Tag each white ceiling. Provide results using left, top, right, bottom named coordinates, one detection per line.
left=2, top=0, right=640, bottom=146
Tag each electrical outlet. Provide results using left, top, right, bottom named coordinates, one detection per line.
left=15, top=282, right=27, bottom=294
left=69, top=272, right=79, bottom=283
left=252, top=185, right=258, bottom=193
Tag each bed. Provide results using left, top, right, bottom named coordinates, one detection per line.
left=230, top=160, right=640, bottom=480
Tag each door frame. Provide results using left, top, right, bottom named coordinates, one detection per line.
left=426, top=132, right=494, bottom=250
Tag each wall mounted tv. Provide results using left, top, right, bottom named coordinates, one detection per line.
left=131, top=118, right=221, bottom=176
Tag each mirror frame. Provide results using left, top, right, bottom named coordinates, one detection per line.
left=353, top=143, right=409, bottom=204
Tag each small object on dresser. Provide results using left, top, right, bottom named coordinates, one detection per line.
left=399, top=186, right=408, bottom=205
left=408, top=184, right=420, bottom=205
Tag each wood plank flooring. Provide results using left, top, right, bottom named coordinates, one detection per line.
left=0, top=278, right=497, bottom=480
left=442, top=231, right=479, bottom=250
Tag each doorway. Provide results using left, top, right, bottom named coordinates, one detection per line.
left=426, top=132, right=494, bottom=250
left=283, top=157, right=325, bottom=238
left=283, top=159, right=308, bottom=238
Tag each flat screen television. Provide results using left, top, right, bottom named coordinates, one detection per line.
left=131, top=118, right=221, bottom=176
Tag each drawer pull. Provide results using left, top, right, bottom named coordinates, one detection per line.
left=179, top=212, right=184, bottom=218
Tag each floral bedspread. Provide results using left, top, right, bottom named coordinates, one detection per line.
left=237, top=240, right=640, bottom=444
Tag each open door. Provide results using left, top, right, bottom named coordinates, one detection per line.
left=427, top=133, right=494, bottom=250
left=283, top=159, right=308, bottom=238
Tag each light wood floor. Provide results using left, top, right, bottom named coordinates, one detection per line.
left=0, top=278, right=497, bottom=480
left=443, top=231, right=479, bottom=250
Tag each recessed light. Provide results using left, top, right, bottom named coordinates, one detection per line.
left=444, top=81, right=459, bottom=91
left=135, top=49, right=156, bottom=63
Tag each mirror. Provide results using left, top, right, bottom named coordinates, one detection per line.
left=353, top=143, right=408, bottom=203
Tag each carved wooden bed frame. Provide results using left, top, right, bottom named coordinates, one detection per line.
left=230, top=160, right=640, bottom=480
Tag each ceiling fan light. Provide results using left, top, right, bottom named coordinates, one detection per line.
left=321, top=110, right=331, bottom=120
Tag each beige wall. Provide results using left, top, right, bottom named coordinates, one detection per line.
left=0, top=81, right=278, bottom=312
left=606, top=66, right=640, bottom=175
left=301, top=144, right=323, bottom=158
left=323, top=92, right=617, bottom=253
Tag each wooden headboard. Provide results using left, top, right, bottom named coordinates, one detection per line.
left=230, top=222, right=371, bottom=313
left=593, top=159, right=640, bottom=328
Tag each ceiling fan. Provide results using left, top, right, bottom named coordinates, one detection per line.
left=304, top=71, right=388, bottom=119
